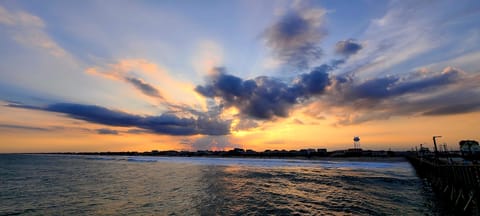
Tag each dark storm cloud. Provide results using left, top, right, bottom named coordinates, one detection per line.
left=263, top=10, right=326, bottom=69
left=8, top=103, right=230, bottom=136
left=124, top=77, right=163, bottom=99
left=335, top=39, right=363, bottom=56
left=96, top=128, right=119, bottom=135
left=195, top=66, right=333, bottom=120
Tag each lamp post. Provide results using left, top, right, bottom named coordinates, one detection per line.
left=433, top=136, right=442, bottom=161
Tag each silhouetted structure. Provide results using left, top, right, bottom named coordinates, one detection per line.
left=408, top=138, right=480, bottom=214
left=51, top=147, right=405, bottom=159
left=460, top=140, right=480, bottom=159
left=353, top=136, right=361, bottom=149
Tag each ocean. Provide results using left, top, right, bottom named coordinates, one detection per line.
left=0, top=154, right=443, bottom=215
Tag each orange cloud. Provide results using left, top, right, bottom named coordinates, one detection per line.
left=86, top=59, right=206, bottom=111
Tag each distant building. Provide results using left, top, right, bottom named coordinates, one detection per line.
left=317, top=149, right=327, bottom=153
left=316, top=148, right=327, bottom=156
left=227, top=148, right=245, bottom=155
left=459, top=140, right=480, bottom=155
left=232, top=148, right=245, bottom=153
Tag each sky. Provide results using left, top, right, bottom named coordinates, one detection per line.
left=1, top=0, right=480, bottom=153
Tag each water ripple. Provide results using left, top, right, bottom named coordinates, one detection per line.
left=0, top=154, right=443, bottom=215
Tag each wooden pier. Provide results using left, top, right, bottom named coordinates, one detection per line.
left=407, top=155, right=480, bottom=214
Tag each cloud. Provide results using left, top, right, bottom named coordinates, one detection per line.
left=232, top=119, right=259, bottom=131
left=337, top=1, right=447, bottom=78
left=294, top=64, right=331, bottom=95
left=85, top=59, right=202, bottom=106
left=8, top=102, right=231, bottom=136
left=124, top=77, right=163, bottom=99
left=4, top=2, right=480, bottom=133
left=344, top=66, right=461, bottom=100
left=309, top=66, right=480, bottom=125
left=45, top=103, right=140, bottom=126
left=0, top=123, right=49, bottom=131
left=126, top=128, right=150, bottom=134
left=190, top=135, right=239, bottom=151
left=388, top=67, right=460, bottom=96
left=423, top=102, right=480, bottom=116
left=335, top=39, right=363, bottom=56
left=195, top=65, right=333, bottom=120
left=96, top=128, right=119, bottom=135
left=0, top=5, right=67, bottom=57
left=86, top=65, right=164, bottom=100
left=421, top=51, right=480, bottom=73
left=263, top=7, right=327, bottom=69
left=348, top=77, right=398, bottom=100
left=292, top=118, right=304, bottom=125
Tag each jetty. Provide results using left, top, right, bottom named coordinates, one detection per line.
left=407, top=138, right=480, bottom=214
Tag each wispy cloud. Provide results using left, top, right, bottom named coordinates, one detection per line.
left=124, top=77, right=163, bottom=99
left=86, top=59, right=164, bottom=100
left=0, top=5, right=67, bottom=57
left=86, top=59, right=201, bottom=106
left=423, top=103, right=480, bottom=116
left=96, top=128, right=119, bottom=135
left=339, top=1, right=447, bottom=78
left=0, top=123, right=49, bottom=131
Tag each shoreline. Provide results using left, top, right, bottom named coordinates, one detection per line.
left=15, top=153, right=408, bottom=163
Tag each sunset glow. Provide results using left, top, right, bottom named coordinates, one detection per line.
left=1, top=1, right=479, bottom=153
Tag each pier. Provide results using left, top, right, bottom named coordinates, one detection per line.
left=407, top=138, right=480, bottom=214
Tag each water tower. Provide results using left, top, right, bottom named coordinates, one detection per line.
left=353, top=136, right=361, bottom=149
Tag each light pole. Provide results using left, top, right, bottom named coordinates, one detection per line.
left=433, top=136, right=442, bottom=161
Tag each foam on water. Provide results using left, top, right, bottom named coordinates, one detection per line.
left=84, top=155, right=408, bottom=169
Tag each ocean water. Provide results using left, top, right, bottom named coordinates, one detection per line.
left=0, top=154, right=442, bottom=215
